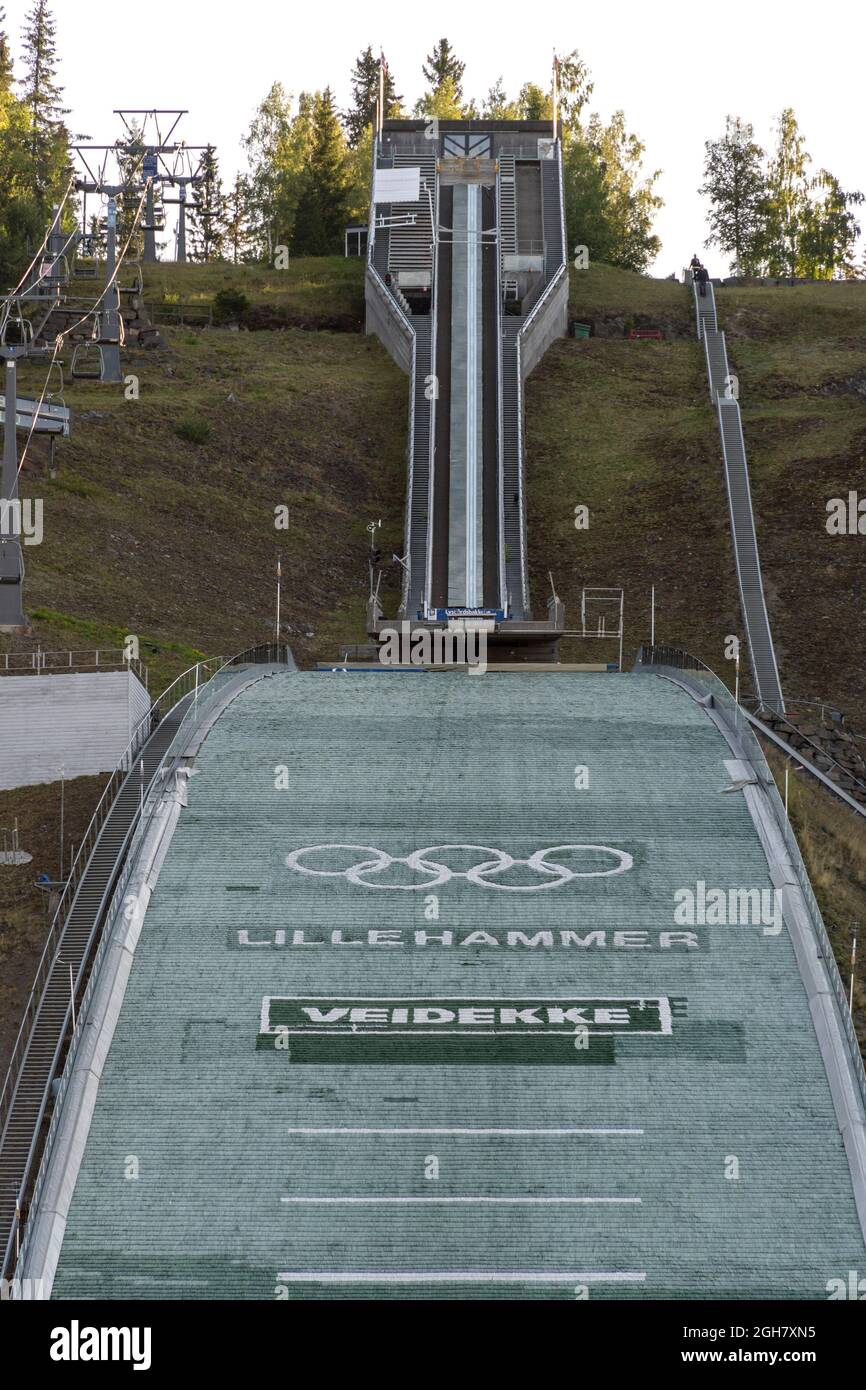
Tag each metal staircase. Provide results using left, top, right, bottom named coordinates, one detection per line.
left=501, top=320, right=526, bottom=617
left=694, top=280, right=784, bottom=714
left=407, top=317, right=433, bottom=615
left=541, top=157, right=564, bottom=267
left=0, top=698, right=188, bottom=1278
left=387, top=153, right=436, bottom=277
left=498, top=155, right=518, bottom=301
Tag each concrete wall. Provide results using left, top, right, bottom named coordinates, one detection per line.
left=364, top=268, right=414, bottom=376
left=0, top=671, right=151, bottom=789
left=519, top=270, right=569, bottom=380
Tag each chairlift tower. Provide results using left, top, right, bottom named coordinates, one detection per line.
left=113, top=111, right=208, bottom=263
left=75, top=114, right=210, bottom=266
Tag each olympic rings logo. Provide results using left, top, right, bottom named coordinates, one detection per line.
left=284, top=843, right=633, bottom=891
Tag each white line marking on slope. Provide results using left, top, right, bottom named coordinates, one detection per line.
left=276, top=1271, right=647, bottom=1284
left=285, top=1127, right=644, bottom=1137
left=279, top=1196, right=641, bottom=1205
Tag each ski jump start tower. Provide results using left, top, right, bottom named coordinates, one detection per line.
left=365, top=113, right=569, bottom=658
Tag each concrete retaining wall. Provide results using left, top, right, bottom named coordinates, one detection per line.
left=0, top=671, right=151, bottom=789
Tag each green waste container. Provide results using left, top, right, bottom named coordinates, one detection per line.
left=570, top=320, right=591, bottom=340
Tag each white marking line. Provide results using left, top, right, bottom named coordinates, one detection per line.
left=280, top=1196, right=640, bottom=1205
left=276, top=1271, right=647, bottom=1284
left=285, top=1127, right=644, bottom=1137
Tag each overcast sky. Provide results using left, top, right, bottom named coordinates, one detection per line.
left=5, top=0, right=864, bottom=274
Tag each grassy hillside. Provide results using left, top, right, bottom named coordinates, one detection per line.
left=537, top=265, right=866, bottom=733
left=7, top=260, right=403, bottom=690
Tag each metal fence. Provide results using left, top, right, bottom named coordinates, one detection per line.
left=636, top=644, right=866, bottom=1114
left=0, top=649, right=148, bottom=685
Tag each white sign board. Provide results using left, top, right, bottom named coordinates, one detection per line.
left=373, top=166, right=421, bottom=204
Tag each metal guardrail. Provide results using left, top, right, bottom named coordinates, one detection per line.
left=0, top=643, right=291, bottom=1279
left=715, top=393, right=785, bottom=714
left=11, top=642, right=292, bottom=1280
left=367, top=137, right=418, bottom=616
left=154, top=301, right=214, bottom=327
left=506, top=139, right=569, bottom=619
left=636, top=643, right=866, bottom=1111
left=692, top=278, right=785, bottom=715
left=424, top=168, right=440, bottom=614
left=746, top=701, right=866, bottom=793
left=747, top=709, right=866, bottom=820
left=495, top=162, right=507, bottom=613
left=0, top=648, right=148, bottom=684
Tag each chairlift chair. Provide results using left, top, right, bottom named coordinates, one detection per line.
left=93, top=311, right=125, bottom=347
left=72, top=233, right=101, bottom=279
left=69, top=302, right=127, bottom=379
left=118, top=261, right=144, bottom=302
left=0, top=298, right=34, bottom=347
left=31, top=254, right=70, bottom=299
left=44, top=359, right=66, bottom=408
left=70, top=341, right=105, bottom=381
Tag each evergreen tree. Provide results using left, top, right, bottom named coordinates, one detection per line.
left=115, top=119, right=149, bottom=259
left=18, top=0, right=69, bottom=204
left=0, top=1, right=69, bottom=284
left=345, top=122, right=374, bottom=225
left=225, top=174, right=254, bottom=264
left=414, top=74, right=462, bottom=120
left=0, top=5, right=14, bottom=94
left=291, top=88, right=349, bottom=256
left=421, top=38, right=465, bottom=103
left=189, top=145, right=228, bottom=262
left=345, top=47, right=401, bottom=146
left=700, top=117, right=767, bottom=274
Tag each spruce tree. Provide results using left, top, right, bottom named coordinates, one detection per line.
left=0, top=5, right=14, bottom=95
left=345, top=46, right=401, bottom=147
left=225, top=174, right=253, bottom=264
left=422, top=39, right=465, bottom=102
left=292, top=88, right=349, bottom=256
left=19, top=0, right=69, bottom=201
left=189, top=145, right=228, bottom=262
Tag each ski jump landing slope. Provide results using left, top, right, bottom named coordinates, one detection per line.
left=46, top=671, right=866, bottom=1300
